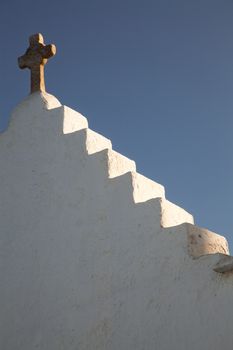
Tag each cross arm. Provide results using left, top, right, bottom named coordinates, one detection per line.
left=41, top=44, right=56, bottom=59
left=18, top=52, right=30, bottom=69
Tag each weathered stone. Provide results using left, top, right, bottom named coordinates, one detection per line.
left=187, top=223, right=229, bottom=258
left=213, top=253, right=233, bottom=273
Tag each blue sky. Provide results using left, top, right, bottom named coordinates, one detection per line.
left=1, top=0, right=233, bottom=248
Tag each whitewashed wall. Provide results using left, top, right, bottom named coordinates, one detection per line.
left=1, top=92, right=233, bottom=350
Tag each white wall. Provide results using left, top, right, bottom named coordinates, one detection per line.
left=1, top=92, right=233, bottom=350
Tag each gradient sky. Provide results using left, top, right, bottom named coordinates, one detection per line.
left=1, top=0, right=233, bottom=248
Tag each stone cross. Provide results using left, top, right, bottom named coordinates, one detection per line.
left=18, top=33, right=56, bottom=93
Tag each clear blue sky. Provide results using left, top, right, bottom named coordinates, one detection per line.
left=1, top=0, right=233, bottom=248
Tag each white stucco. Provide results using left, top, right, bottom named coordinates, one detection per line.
left=1, top=92, right=233, bottom=350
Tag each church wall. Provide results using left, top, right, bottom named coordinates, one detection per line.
left=1, top=93, right=233, bottom=350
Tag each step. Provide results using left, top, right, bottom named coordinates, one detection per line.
left=107, top=171, right=165, bottom=206
left=54, top=105, right=89, bottom=134
left=106, top=184, right=192, bottom=228
left=88, top=149, right=136, bottom=180
left=160, top=199, right=194, bottom=228
left=131, top=172, right=165, bottom=202
left=107, top=150, right=136, bottom=178
left=162, top=224, right=230, bottom=262
left=74, top=128, right=112, bottom=155
left=84, top=129, right=112, bottom=154
left=185, top=223, right=229, bottom=258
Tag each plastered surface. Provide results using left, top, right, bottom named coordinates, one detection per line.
left=0, top=92, right=232, bottom=350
